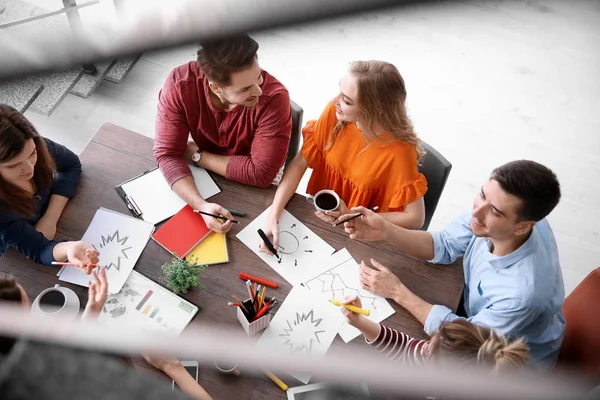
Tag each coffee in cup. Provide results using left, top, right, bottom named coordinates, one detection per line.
left=38, top=290, right=66, bottom=313
left=306, top=189, right=341, bottom=213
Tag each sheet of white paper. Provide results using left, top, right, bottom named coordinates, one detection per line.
left=121, top=167, right=220, bottom=224
left=303, top=248, right=395, bottom=343
left=256, top=286, right=344, bottom=384
left=57, top=208, right=154, bottom=294
left=97, top=271, right=198, bottom=336
left=236, top=207, right=336, bottom=285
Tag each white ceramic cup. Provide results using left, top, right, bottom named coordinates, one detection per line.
left=306, top=189, right=340, bottom=213
left=214, top=361, right=241, bottom=376
left=31, top=284, right=80, bottom=319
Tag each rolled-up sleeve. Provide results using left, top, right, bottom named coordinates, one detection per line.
left=154, top=71, right=192, bottom=187
left=226, top=91, right=292, bottom=188
left=424, top=298, right=539, bottom=338
left=428, top=211, right=474, bottom=264
left=45, top=139, right=81, bottom=198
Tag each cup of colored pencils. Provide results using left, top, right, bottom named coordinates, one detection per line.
left=230, top=280, right=277, bottom=336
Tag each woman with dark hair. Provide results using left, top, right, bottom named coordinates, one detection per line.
left=0, top=104, right=98, bottom=271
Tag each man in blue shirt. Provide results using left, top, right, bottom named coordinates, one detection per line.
left=340, top=160, right=565, bottom=367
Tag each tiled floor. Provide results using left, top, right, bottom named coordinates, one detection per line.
left=21, top=0, right=600, bottom=295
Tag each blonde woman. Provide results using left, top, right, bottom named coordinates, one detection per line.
left=343, top=295, right=529, bottom=372
left=261, top=61, right=427, bottom=253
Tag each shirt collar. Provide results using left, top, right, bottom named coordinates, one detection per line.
left=486, top=228, right=537, bottom=270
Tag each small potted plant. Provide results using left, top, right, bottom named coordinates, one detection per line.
left=160, top=254, right=208, bottom=294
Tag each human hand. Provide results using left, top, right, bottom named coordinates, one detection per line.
left=195, top=202, right=234, bottom=234
left=142, top=352, right=182, bottom=374
left=359, top=259, right=406, bottom=301
left=35, top=216, right=57, bottom=240
left=314, top=198, right=349, bottom=224
left=184, top=141, right=200, bottom=164
left=66, top=241, right=100, bottom=274
left=340, top=206, right=388, bottom=241
left=341, top=295, right=364, bottom=326
left=259, top=214, right=280, bottom=256
left=83, top=267, right=108, bottom=319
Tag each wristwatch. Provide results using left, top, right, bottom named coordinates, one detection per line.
left=192, top=150, right=203, bottom=165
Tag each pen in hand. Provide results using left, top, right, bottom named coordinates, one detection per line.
left=333, top=206, right=379, bottom=227
left=257, top=229, right=281, bottom=260
left=193, top=210, right=239, bottom=224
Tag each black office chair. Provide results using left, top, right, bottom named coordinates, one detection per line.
left=286, top=100, right=304, bottom=167
left=418, top=141, right=452, bottom=231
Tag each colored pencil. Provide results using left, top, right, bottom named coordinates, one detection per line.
left=265, top=371, right=288, bottom=392
left=239, top=272, right=278, bottom=288
left=246, top=280, right=255, bottom=302
left=260, top=287, right=266, bottom=308
left=232, top=295, right=249, bottom=315
left=192, top=210, right=239, bottom=223
left=329, top=299, right=371, bottom=316
left=252, top=300, right=273, bottom=322
left=51, top=262, right=100, bottom=267
left=332, top=206, right=379, bottom=227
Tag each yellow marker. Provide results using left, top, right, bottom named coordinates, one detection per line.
left=329, top=299, right=371, bottom=316
left=265, top=371, right=288, bottom=392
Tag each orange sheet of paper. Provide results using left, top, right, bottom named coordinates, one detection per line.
left=185, top=232, right=229, bottom=265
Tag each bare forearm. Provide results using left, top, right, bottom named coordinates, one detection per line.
left=197, top=152, right=229, bottom=177
left=171, top=176, right=206, bottom=209
left=393, top=287, right=433, bottom=326
left=383, top=222, right=435, bottom=260
left=269, top=154, right=307, bottom=219
left=379, top=211, right=423, bottom=229
left=165, top=365, right=213, bottom=400
left=42, top=195, right=70, bottom=224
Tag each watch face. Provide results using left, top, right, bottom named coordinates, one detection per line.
left=192, top=152, right=201, bottom=162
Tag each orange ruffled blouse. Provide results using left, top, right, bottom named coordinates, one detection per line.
left=301, top=103, right=427, bottom=213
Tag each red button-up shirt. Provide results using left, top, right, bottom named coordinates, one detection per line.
left=154, top=62, right=292, bottom=188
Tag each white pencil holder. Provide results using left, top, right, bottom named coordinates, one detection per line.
left=237, top=298, right=271, bottom=336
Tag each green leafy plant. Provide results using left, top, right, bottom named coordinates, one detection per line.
left=160, top=254, right=207, bottom=294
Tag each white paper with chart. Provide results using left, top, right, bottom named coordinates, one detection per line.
left=236, top=207, right=336, bottom=285
left=57, top=208, right=154, bottom=294
left=121, top=166, right=221, bottom=224
left=97, top=271, right=198, bottom=336
left=303, top=248, right=396, bottom=343
left=255, top=285, right=344, bottom=384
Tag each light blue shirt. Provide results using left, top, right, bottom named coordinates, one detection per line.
left=424, top=212, right=565, bottom=367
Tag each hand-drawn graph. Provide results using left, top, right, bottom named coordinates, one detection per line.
left=279, top=310, right=325, bottom=354
left=303, top=249, right=396, bottom=343
left=237, top=207, right=335, bottom=285
left=256, top=286, right=344, bottom=384
left=93, top=230, right=132, bottom=271
left=304, top=263, right=380, bottom=309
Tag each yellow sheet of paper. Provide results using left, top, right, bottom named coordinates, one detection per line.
left=185, top=232, right=229, bottom=265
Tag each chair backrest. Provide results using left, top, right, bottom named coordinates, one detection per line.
left=286, top=100, right=304, bottom=167
left=557, top=267, right=600, bottom=384
left=418, top=141, right=452, bottom=231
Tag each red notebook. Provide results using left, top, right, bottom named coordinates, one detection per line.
left=152, top=205, right=212, bottom=258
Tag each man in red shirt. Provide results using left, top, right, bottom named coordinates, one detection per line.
left=154, top=35, right=292, bottom=233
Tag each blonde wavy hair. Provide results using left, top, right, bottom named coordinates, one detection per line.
left=428, top=319, right=529, bottom=374
left=325, top=60, right=425, bottom=161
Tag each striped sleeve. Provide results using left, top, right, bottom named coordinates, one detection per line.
left=365, top=324, right=429, bottom=366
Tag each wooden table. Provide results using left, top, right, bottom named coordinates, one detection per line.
left=0, top=123, right=464, bottom=399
